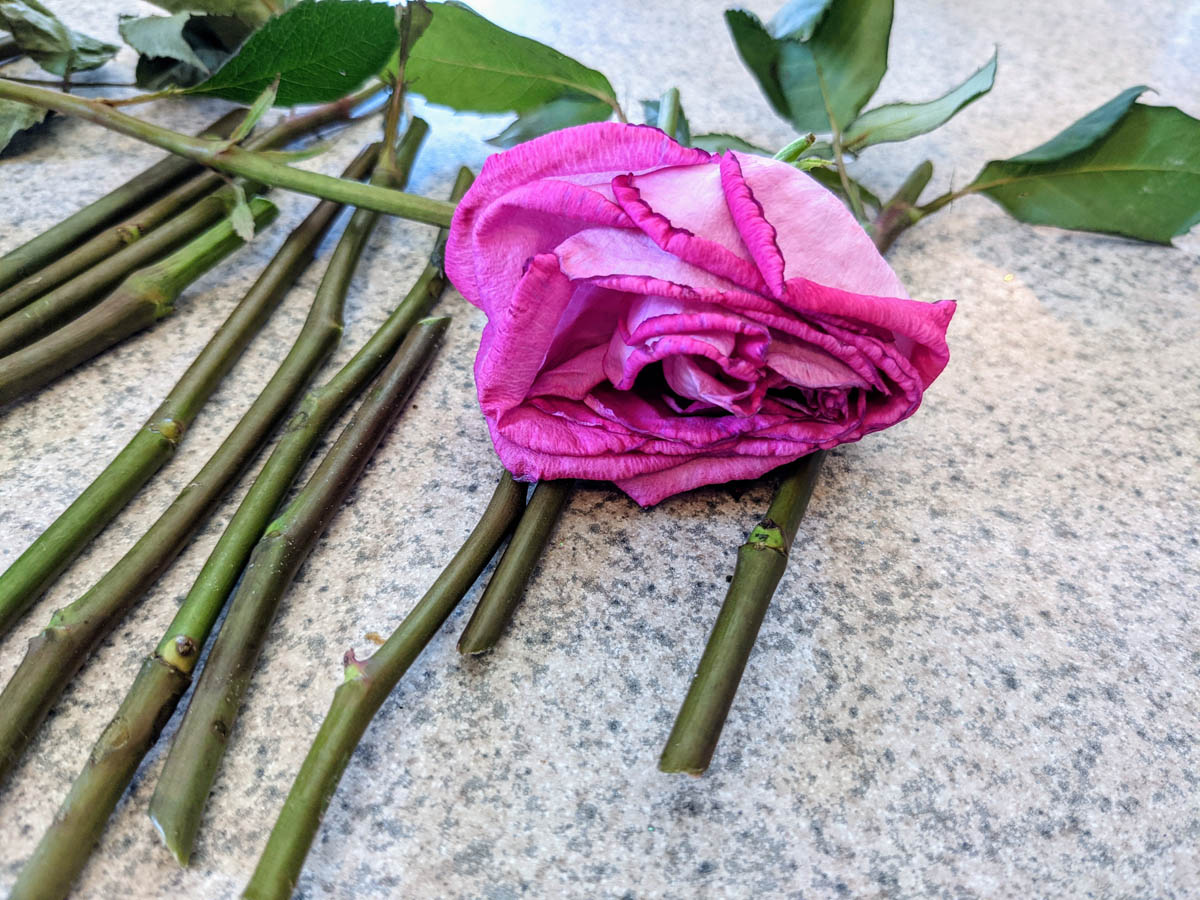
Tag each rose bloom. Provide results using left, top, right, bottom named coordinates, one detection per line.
left=445, top=123, right=955, bottom=506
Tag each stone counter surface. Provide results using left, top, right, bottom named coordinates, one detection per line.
left=1, top=1, right=1197, bottom=898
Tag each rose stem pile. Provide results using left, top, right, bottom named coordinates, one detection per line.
left=148, top=167, right=474, bottom=867
left=0, top=87, right=388, bottom=639
left=6, top=130, right=457, bottom=900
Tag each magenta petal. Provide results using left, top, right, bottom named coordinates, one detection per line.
left=615, top=453, right=809, bottom=507
left=447, top=123, right=711, bottom=307
left=719, top=152, right=786, bottom=298
left=611, top=173, right=770, bottom=294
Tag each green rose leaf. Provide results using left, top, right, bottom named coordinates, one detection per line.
left=487, top=94, right=612, bottom=148
left=843, top=50, right=998, bottom=153
left=0, top=0, right=118, bottom=76
left=184, top=0, right=398, bottom=107
left=121, top=13, right=251, bottom=90
left=726, top=0, right=893, bottom=134
left=966, top=95, right=1200, bottom=243
left=642, top=98, right=691, bottom=145
left=0, top=96, right=46, bottom=154
left=406, top=2, right=619, bottom=118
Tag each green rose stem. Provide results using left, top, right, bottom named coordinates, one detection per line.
left=0, top=149, right=378, bottom=652
left=0, top=122, right=428, bottom=785
left=0, top=86, right=382, bottom=319
left=243, top=470, right=526, bottom=900
left=0, top=180, right=266, bottom=354
left=457, top=479, right=573, bottom=655
left=869, top=160, right=935, bottom=255
left=659, top=451, right=826, bottom=775
left=0, top=109, right=248, bottom=298
left=148, top=167, right=474, bottom=866
left=0, top=197, right=277, bottom=408
left=659, top=179, right=935, bottom=775
left=0, top=78, right=457, bottom=227
left=8, top=274, right=446, bottom=900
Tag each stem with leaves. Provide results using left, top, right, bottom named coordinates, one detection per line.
left=0, top=126, right=427, bottom=786
left=148, top=165, right=473, bottom=865
left=0, top=87, right=382, bottom=319
left=0, top=109, right=247, bottom=297
left=244, top=470, right=526, bottom=900
left=457, top=479, right=571, bottom=655
left=0, top=181, right=264, bottom=354
left=0, top=197, right=277, bottom=408
left=0, top=145, right=379, bottom=641
left=0, top=78, right=456, bottom=227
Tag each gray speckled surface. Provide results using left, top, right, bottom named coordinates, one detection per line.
left=2, top=1, right=1198, bottom=898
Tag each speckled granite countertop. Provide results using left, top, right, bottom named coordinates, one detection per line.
left=1, top=1, right=1197, bottom=898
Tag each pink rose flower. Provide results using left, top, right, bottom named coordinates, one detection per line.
left=446, top=123, right=956, bottom=506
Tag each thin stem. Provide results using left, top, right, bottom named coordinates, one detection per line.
left=656, top=87, right=681, bottom=140
left=100, top=87, right=183, bottom=107
left=0, top=181, right=259, bottom=355
left=869, top=160, right=935, bottom=255
left=0, top=145, right=378, bottom=651
left=0, top=75, right=141, bottom=88
left=814, top=65, right=866, bottom=223
left=244, top=470, right=526, bottom=900
left=0, top=109, right=246, bottom=296
left=0, top=78, right=456, bottom=227
left=457, top=479, right=570, bottom=655
left=659, top=452, right=826, bottom=775
left=0, top=199, right=277, bottom=408
left=149, top=163, right=471, bottom=866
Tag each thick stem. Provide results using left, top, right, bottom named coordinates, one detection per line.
left=659, top=452, right=825, bottom=775
left=0, top=198, right=277, bottom=408
left=0, top=89, right=376, bottom=319
left=0, top=146, right=378, bottom=655
left=149, top=164, right=471, bottom=866
left=869, top=160, right=934, bottom=255
left=457, top=479, right=570, bottom=655
left=0, top=78, right=456, bottom=227
left=0, top=109, right=247, bottom=296
left=7, top=657, right=189, bottom=900
left=243, top=471, right=526, bottom=900
left=0, top=181, right=261, bottom=355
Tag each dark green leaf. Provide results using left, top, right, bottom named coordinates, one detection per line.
left=120, top=13, right=209, bottom=71
left=126, top=14, right=248, bottom=90
left=487, top=94, right=611, bottom=148
left=690, top=132, right=772, bottom=155
left=768, top=0, right=834, bottom=40
left=843, top=49, right=997, bottom=153
left=1010, top=84, right=1147, bottom=163
left=0, top=0, right=118, bottom=76
left=407, top=2, right=619, bottom=116
left=642, top=98, right=691, bottom=145
left=727, top=0, right=893, bottom=134
left=0, top=96, right=45, bottom=154
left=967, top=101, right=1200, bottom=243
left=185, top=0, right=398, bottom=107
